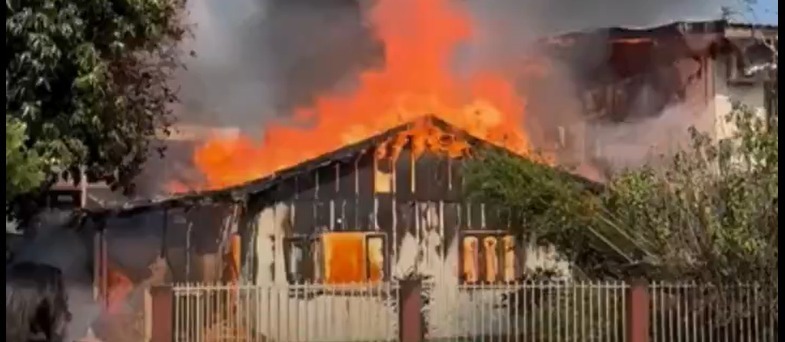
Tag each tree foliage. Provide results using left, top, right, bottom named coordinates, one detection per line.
left=464, top=104, right=777, bottom=283
left=5, top=0, right=188, bottom=210
left=6, top=116, right=48, bottom=201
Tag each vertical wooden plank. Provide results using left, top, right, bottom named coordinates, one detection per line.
left=432, top=155, right=450, bottom=201
left=296, top=172, right=317, bottom=200
left=357, top=150, right=375, bottom=198
left=442, top=203, right=460, bottom=258
left=374, top=157, right=394, bottom=194
left=395, top=201, right=416, bottom=248
left=468, top=202, right=484, bottom=230
left=356, top=149, right=375, bottom=231
left=395, top=148, right=413, bottom=201
left=293, top=201, right=314, bottom=235
left=484, top=204, right=509, bottom=231
left=317, top=165, right=337, bottom=200
left=354, top=196, right=374, bottom=231
left=314, top=200, right=331, bottom=231
left=446, top=158, right=464, bottom=201
left=376, top=194, right=394, bottom=233
left=338, top=159, right=357, bottom=197
left=337, top=198, right=352, bottom=231
left=273, top=178, right=297, bottom=201
left=413, top=152, right=436, bottom=201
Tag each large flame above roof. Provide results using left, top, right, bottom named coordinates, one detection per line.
left=189, top=0, right=536, bottom=191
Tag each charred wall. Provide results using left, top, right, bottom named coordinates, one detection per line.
left=249, top=141, right=502, bottom=243
left=243, top=139, right=567, bottom=285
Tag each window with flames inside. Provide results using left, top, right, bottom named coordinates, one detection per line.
left=285, top=232, right=387, bottom=284
left=460, top=232, right=521, bottom=284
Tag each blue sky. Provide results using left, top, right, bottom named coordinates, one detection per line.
left=739, top=0, right=778, bottom=25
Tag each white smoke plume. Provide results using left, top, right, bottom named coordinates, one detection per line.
left=461, top=0, right=738, bottom=174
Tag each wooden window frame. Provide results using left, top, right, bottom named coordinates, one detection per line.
left=283, top=235, right=314, bottom=284
left=284, top=232, right=390, bottom=284
left=458, top=231, right=520, bottom=285
left=364, top=233, right=388, bottom=283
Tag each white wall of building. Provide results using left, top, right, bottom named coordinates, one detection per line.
left=712, top=54, right=770, bottom=141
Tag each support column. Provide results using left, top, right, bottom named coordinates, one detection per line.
left=398, top=278, right=424, bottom=342
left=150, top=285, right=174, bottom=342
left=627, top=279, right=651, bottom=342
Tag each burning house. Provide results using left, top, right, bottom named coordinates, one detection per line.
left=31, top=6, right=774, bottom=337
left=83, top=17, right=778, bottom=293
left=88, top=116, right=587, bottom=289
left=4, top=0, right=775, bottom=340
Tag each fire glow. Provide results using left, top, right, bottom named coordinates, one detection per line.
left=190, top=0, right=535, bottom=190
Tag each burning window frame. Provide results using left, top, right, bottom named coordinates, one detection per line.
left=459, top=231, right=521, bottom=285
left=283, top=232, right=389, bottom=285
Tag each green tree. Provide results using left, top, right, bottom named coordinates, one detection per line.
left=5, top=0, right=188, bottom=213
left=6, top=116, right=47, bottom=201
left=464, top=103, right=777, bottom=283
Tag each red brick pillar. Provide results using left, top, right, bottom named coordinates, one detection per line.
left=150, top=285, right=174, bottom=342
left=398, top=278, right=424, bottom=342
left=626, top=279, right=650, bottom=342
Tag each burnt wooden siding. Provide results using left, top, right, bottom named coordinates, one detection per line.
left=248, top=140, right=502, bottom=252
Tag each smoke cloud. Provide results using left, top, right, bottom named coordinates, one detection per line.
left=461, top=0, right=736, bottom=175
left=12, top=210, right=102, bottom=341
left=172, top=0, right=743, bottom=179
left=176, top=0, right=380, bottom=132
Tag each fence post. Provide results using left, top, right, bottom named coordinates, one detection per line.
left=399, top=278, right=424, bottom=342
left=150, top=285, right=174, bottom=342
left=626, top=279, right=650, bottom=342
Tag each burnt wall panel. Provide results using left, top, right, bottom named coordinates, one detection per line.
left=295, top=172, right=317, bottom=200
left=357, top=150, right=375, bottom=198
left=332, top=199, right=344, bottom=230
left=293, top=201, right=315, bottom=235
left=413, top=153, right=434, bottom=201
left=431, top=155, right=451, bottom=201
left=468, top=202, right=484, bottom=229
left=187, top=205, right=227, bottom=255
left=374, top=157, right=394, bottom=194
left=395, top=201, right=416, bottom=248
left=314, top=201, right=331, bottom=230
left=484, top=204, right=510, bottom=230
left=376, top=195, right=393, bottom=235
left=395, top=148, right=413, bottom=200
left=356, top=196, right=374, bottom=230
left=446, top=158, right=464, bottom=201
left=339, top=198, right=356, bottom=230
left=272, top=178, right=298, bottom=201
left=337, top=159, right=358, bottom=197
left=443, top=202, right=460, bottom=256
left=316, top=165, right=338, bottom=200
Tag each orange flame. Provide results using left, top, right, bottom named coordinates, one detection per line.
left=191, top=0, right=535, bottom=190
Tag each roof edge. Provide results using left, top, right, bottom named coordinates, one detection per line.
left=83, top=115, right=600, bottom=215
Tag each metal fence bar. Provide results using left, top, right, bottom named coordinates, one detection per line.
left=166, top=281, right=777, bottom=342
left=646, top=282, right=778, bottom=342
left=170, top=281, right=402, bottom=342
